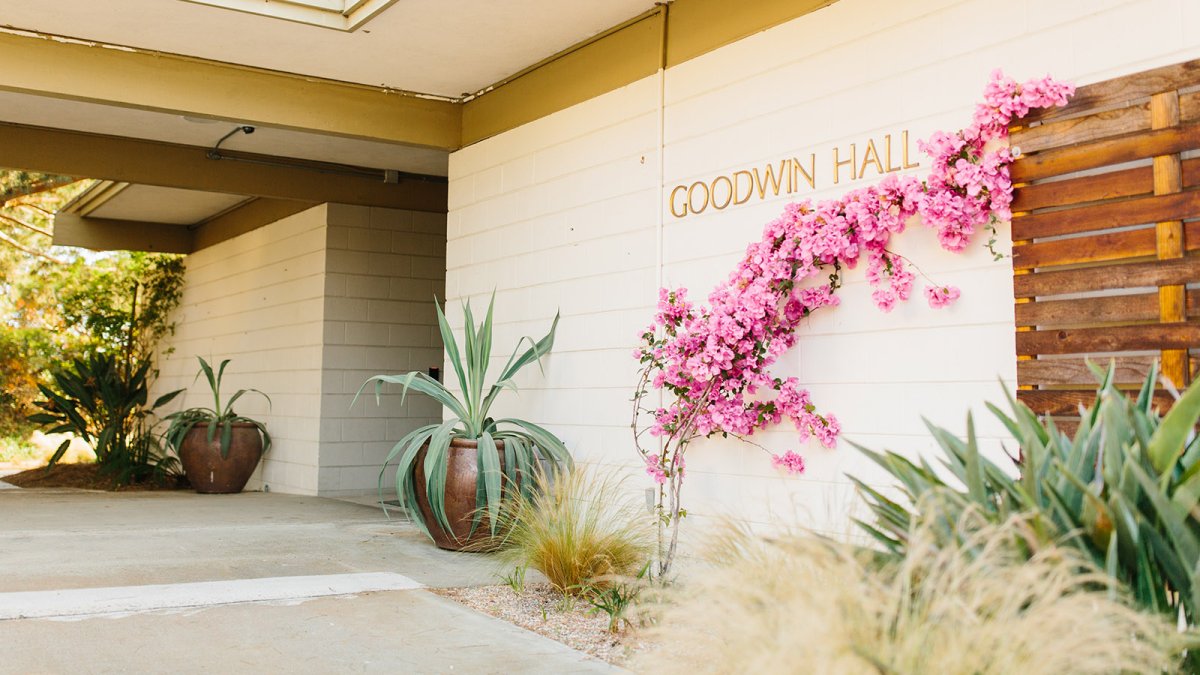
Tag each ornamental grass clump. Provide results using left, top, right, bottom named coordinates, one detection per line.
left=637, top=505, right=1184, bottom=674
left=489, top=466, right=655, bottom=597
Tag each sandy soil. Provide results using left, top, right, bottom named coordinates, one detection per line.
left=433, top=583, right=647, bottom=666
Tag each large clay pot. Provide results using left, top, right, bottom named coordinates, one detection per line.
left=413, top=437, right=510, bottom=551
left=178, top=423, right=265, bottom=494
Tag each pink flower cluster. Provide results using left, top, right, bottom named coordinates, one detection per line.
left=634, top=71, right=1073, bottom=481
left=644, top=452, right=685, bottom=485
left=925, top=285, right=962, bottom=309
left=772, top=450, right=806, bottom=475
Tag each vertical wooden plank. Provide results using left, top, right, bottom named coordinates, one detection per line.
left=1150, top=91, right=1189, bottom=387
left=1008, top=120, right=1036, bottom=386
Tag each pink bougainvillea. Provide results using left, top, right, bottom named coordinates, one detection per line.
left=925, top=284, right=963, bottom=309
left=632, top=70, right=1074, bottom=577
left=772, top=450, right=807, bottom=475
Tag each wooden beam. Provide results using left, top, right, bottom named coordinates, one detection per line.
left=1012, top=255, right=1200, bottom=299
left=0, top=29, right=460, bottom=150
left=1015, top=323, right=1200, bottom=356
left=0, top=122, right=447, bottom=212
left=192, top=198, right=318, bottom=250
left=1018, top=389, right=1177, bottom=416
left=1021, top=58, right=1200, bottom=125
left=53, top=213, right=193, bottom=253
left=1010, top=122, right=1200, bottom=183
left=1151, top=91, right=1189, bottom=387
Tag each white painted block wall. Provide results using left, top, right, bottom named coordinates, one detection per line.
left=154, top=203, right=445, bottom=497
left=319, top=204, right=446, bottom=497
left=446, top=0, right=1200, bottom=534
left=155, top=205, right=329, bottom=495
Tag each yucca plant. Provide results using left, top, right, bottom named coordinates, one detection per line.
left=357, top=296, right=572, bottom=545
left=853, top=361, right=1200, bottom=634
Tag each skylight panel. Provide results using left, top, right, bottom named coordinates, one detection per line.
left=181, top=0, right=398, bottom=32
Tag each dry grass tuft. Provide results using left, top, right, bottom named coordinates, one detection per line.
left=490, top=466, right=656, bottom=596
left=637, top=506, right=1184, bottom=674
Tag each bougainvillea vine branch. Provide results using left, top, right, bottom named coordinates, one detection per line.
left=632, top=70, right=1075, bottom=577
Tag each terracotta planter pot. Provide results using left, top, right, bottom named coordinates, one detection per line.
left=178, top=423, right=265, bottom=494
left=413, top=437, right=511, bottom=551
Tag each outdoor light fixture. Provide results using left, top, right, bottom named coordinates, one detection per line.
left=206, top=125, right=256, bottom=161
left=203, top=124, right=445, bottom=185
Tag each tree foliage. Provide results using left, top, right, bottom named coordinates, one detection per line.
left=0, top=169, right=185, bottom=439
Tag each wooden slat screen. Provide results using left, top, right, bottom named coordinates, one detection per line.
left=1009, top=59, right=1200, bottom=421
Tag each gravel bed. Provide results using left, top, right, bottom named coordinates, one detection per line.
left=432, top=583, right=646, bottom=666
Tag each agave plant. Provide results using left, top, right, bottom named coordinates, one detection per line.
left=852, top=362, right=1200, bottom=633
left=162, top=357, right=271, bottom=458
left=357, top=296, right=572, bottom=542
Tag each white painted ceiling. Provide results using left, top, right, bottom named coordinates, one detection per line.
left=0, top=0, right=657, bottom=97
left=0, top=0, right=657, bottom=228
left=86, top=185, right=249, bottom=225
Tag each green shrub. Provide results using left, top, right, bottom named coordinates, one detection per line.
left=0, top=327, right=53, bottom=439
left=29, top=353, right=182, bottom=485
left=638, top=507, right=1183, bottom=674
left=489, top=466, right=655, bottom=598
left=853, top=362, right=1200, bottom=630
left=0, top=435, right=39, bottom=463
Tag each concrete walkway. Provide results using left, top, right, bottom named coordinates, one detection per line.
left=0, top=489, right=619, bottom=674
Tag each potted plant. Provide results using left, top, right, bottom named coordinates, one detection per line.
left=164, top=357, right=271, bottom=494
left=358, top=296, right=572, bottom=551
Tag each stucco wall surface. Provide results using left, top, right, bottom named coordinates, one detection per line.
left=445, top=0, right=1200, bottom=533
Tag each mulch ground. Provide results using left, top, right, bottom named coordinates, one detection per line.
left=432, top=583, right=646, bottom=666
left=1, top=463, right=191, bottom=491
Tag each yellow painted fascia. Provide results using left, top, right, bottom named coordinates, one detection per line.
left=54, top=212, right=195, bottom=254
left=2, top=1, right=839, bottom=154
left=461, top=10, right=665, bottom=146
left=0, top=29, right=461, bottom=151
left=665, top=0, right=838, bottom=67
left=192, top=198, right=319, bottom=250
left=0, top=122, right=447, bottom=212
left=460, top=0, right=840, bottom=146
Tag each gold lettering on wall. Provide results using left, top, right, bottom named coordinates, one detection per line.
left=733, top=170, right=754, bottom=205
left=885, top=133, right=902, bottom=172
left=901, top=130, right=919, bottom=169
left=859, top=139, right=884, bottom=178
left=711, top=175, right=734, bottom=210
left=669, top=184, right=689, bottom=218
left=832, top=143, right=856, bottom=184
left=753, top=161, right=785, bottom=199
left=668, top=129, right=921, bottom=218
left=687, top=181, right=710, bottom=214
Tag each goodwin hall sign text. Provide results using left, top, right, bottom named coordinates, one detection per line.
left=668, top=130, right=920, bottom=218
